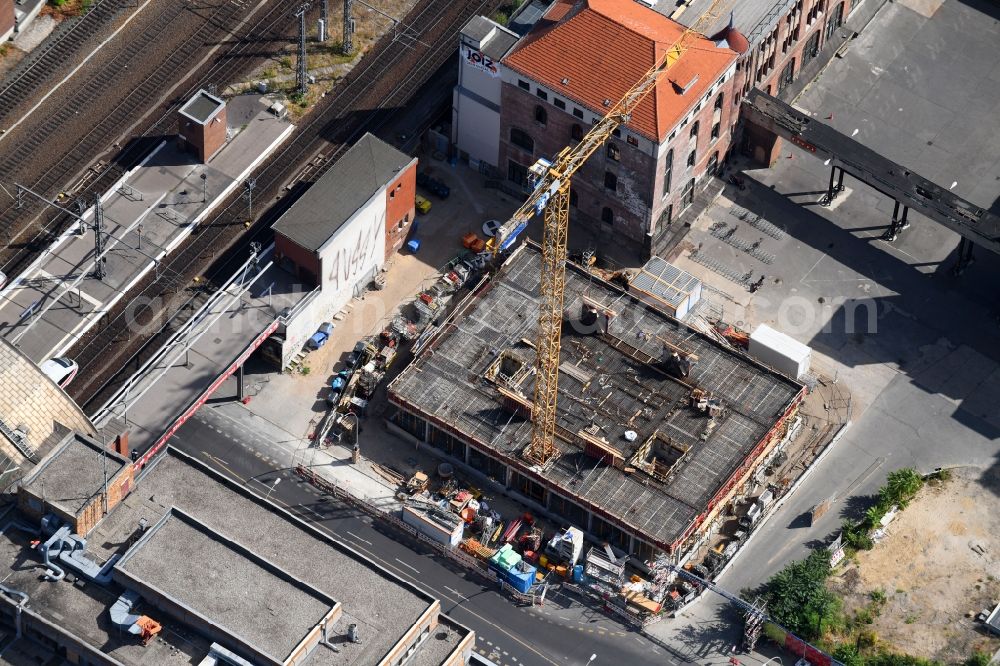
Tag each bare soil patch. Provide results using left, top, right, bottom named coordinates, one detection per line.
left=829, top=467, right=1000, bottom=662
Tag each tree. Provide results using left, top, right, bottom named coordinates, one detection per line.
left=760, top=549, right=839, bottom=640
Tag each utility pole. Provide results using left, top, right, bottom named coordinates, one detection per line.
left=243, top=178, right=256, bottom=224
left=319, top=0, right=328, bottom=42
left=295, top=3, right=311, bottom=95
left=342, top=0, right=354, bottom=54
left=93, top=193, right=106, bottom=281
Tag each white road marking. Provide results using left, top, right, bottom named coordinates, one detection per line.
left=299, top=505, right=325, bottom=520
left=394, top=558, right=419, bottom=574
left=345, top=530, right=372, bottom=545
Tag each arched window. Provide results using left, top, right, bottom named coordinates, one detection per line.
left=510, top=128, right=533, bottom=152
left=534, top=105, right=547, bottom=125
left=663, top=149, right=674, bottom=195
left=683, top=178, right=695, bottom=206
left=690, top=121, right=700, bottom=140
left=687, top=149, right=696, bottom=167
left=606, top=143, right=620, bottom=161
left=601, top=207, right=614, bottom=225
left=571, top=124, right=583, bottom=141
left=714, top=92, right=724, bottom=110
left=706, top=151, right=719, bottom=176
left=604, top=171, right=618, bottom=191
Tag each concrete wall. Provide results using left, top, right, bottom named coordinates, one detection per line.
left=317, top=191, right=386, bottom=296
left=453, top=41, right=505, bottom=167
left=384, top=159, right=418, bottom=258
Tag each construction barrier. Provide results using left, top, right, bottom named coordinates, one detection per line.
left=293, top=465, right=538, bottom=606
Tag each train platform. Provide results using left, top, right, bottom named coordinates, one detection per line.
left=91, top=245, right=312, bottom=459
left=0, top=97, right=293, bottom=364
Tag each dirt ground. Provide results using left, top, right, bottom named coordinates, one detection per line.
left=829, top=467, right=1000, bottom=662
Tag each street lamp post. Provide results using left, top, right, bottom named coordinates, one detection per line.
left=265, top=477, right=281, bottom=499
left=341, top=412, right=360, bottom=464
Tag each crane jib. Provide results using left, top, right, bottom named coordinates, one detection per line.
left=498, top=220, right=529, bottom=251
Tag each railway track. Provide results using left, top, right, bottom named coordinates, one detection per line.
left=74, top=0, right=503, bottom=409
left=0, top=0, right=133, bottom=126
left=0, top=0, right=306, bottom=278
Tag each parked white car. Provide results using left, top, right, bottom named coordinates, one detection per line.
left=40, top=357, right=79, bottom=388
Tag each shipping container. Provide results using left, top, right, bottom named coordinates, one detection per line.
left=749, top=324, right=811, bottom=379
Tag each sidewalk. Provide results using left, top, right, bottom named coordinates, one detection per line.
left=0, top=96, right=293, bottom=363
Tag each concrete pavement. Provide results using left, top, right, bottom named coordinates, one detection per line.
left=656, top=0, right=1000, bottom=660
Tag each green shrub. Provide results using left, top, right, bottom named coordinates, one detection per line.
left=879, top=468, right=922, bottom=509
left=869, top=588, right=887, bottom=605
left=964, top=652, right=990, bottom=666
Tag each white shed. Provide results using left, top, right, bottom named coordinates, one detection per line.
left=749, top=324, right=811, bottom=379
left=628, top=257, right=702, bottom=320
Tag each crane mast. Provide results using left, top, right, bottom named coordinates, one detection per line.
left=488, top=3, right=724, bottom=466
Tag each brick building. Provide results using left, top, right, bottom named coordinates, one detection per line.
left=177, top=90, right=228, bottom=163
left=497, top=0, right=739, bottom=258
left=670, top=0, right=865, bottom=163
left=271, top=133, right=417, bottom=365
left=0, top=0, right=14, bottom=43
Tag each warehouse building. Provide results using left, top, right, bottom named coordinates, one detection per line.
left=389, top=243, right=804, bottom=562
left=668, top=0, right=878, bottom=164
left=0, top=446, right=475, bottom=665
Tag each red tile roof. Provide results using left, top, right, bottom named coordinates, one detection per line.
left=502, top=0, right=737, bottom=141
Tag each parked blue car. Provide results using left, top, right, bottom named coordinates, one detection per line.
left=307, top=322, right=334, bottom=350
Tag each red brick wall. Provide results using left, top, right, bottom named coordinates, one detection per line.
left=0, top=0, right=14, bottom=39
left=384, top=159, right=417, bottom=257
left=649, top=75, right=739, bottom=245
left=498, top=66, right=738, bottom=257
left=178, top=107, right=227, bottom=163
left=275, top=235, right=321, bottom=287
left=498, top=81, right=660, bottom=250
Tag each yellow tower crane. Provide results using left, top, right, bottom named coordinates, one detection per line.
left=486, top=1, right=725, bottom=466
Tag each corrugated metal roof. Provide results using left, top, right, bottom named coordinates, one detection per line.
left=630, top=256, right=700, bottom=309
left=272, top=133, right=413, bottom=252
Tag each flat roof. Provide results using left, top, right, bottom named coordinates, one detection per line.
left=630, top=256, right=700, bottom=310
left=272, top=133, right=413, bottom=252
left=91, top=449, right=447, bottom=664
left=462, top=16, right=520, bottom=59
left=115, top=508, right=336, bottom=664
left=0, top=447, right=468, bottom=666
left=22, top=431, right=128, bottom=516
left=179, top=90, right=226, bottom=124
left=390, top=243, right=803, bottom=549
left=669, top=0, right=794, bottom=45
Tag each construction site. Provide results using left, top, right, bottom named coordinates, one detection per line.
left=386, top=241, right=804, bottom=616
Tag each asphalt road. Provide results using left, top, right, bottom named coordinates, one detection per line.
left=171, top=414, right=680, bottom=666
